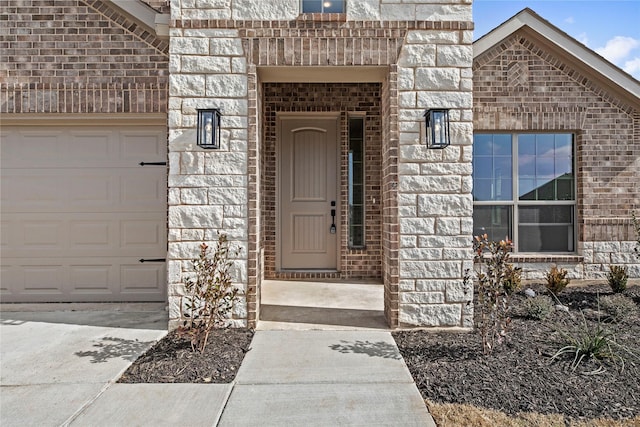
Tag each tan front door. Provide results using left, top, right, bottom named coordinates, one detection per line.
left=279, top=116, right=338, bottom=270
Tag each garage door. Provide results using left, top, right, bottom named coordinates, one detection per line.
left=1, top=123, right=167, bottom=302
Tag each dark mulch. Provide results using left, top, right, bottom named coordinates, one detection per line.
left=118, top=328, right=254, bottom=384
left=393, top=284, right=640, bottom=421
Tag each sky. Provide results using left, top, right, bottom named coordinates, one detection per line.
left=473, top=0, right=640, bottom=80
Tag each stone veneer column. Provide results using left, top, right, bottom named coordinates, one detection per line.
left=396, top=28, right=474, bottom=328
left=167, top=22, right=250, bottom=329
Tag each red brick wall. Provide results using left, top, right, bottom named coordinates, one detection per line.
left=0, top=0, right=169, bottom=113
left=262, top=83, right=383, bottom=280
left=473, top=33, right=640, bottom=243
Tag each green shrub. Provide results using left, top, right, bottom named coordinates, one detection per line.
left=552, top=312, right=622, bottom=374
left=179, top=234, right=242, bottom=353
left=523, top=295, right=554, bottom=320
left=545, top=265, right=570, bottom=294
left=607, top=265, right=628, bottom=293
left=600, top=294, right=636, bottom=323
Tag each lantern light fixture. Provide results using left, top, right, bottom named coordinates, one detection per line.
left=197, top=108, right=221, bottom=149
left=424, top=108, right=451, bottom=149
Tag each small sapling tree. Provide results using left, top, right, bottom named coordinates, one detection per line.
left=179, top=234, right=242, bottom=353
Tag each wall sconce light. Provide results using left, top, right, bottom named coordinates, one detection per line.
left=197, top=108, right=221, bottom=149
left=424, top=108, right=451, bottom=149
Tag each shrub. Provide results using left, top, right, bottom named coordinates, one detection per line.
left=523, top=295, right=554, bottom=320
left=607, top=265, right=628, bottom=293
left=545, top=265, right=570, bottom=294
left=600, top=294, right=637, bottom=323
left=503, top=264, right=523, bottom=296
left=552, top=312, right=622, bottom=374
left=179, top=234, right=242, bottom=353
left=473, top=234, right=520, bottom=355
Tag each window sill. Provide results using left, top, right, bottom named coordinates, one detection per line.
left=297, top=13, right=346, bottom=22
left=510, top=254, right=583, bottom=263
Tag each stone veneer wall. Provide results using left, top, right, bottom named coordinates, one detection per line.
left=168, top=0, right=474, bottom=329
left=0, top=0, right=169, bottom=114
left=473, top=33, right=640, bottom=279
left=261, top=83, right=383, bottom=280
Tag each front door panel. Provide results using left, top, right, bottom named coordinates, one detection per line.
left=279, top=117, right=338, bottom=270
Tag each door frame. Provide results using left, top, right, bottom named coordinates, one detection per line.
left=275, top=112, right=342, bottom=272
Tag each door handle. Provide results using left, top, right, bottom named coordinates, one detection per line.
left=330, top=202, right=336, bottom=234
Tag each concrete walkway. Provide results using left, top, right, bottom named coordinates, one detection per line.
left=1, top=302, right=435, bottom=426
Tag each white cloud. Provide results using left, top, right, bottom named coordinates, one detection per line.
left=577, top=32, right=589, bottom=47
left=595, top=36, right=640, bottom=63
left=564, top=16, right=575, bottom=25
left=623, top=58, right=640, bottom=78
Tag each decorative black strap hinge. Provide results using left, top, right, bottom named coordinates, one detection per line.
left=139, top=162, right=167, bottom=166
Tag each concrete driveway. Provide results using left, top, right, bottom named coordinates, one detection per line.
left=0, top=304, right=167, bottom=427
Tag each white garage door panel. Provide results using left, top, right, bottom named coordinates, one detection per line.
left=1, top=129, right=165, bottom=168
left=2, top=213, right=165, bottom=257
left=0, top=124, right=167, bottom=303
left=1, top=258, right=166, bottom=302
left=1, top=170, right=164, bottom=213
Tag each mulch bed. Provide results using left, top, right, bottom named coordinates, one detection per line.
left=393, top=284, right=640, bottom=421
left=118, top=328, right=254, bottom=383
left=118, top=284, right=639, bottom=422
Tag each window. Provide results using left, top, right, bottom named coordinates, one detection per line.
left=472, top=133, right=576, bottom=253
left=301, top=0, right=345, bottom=13
left=348, top=116, right=365, bottom=248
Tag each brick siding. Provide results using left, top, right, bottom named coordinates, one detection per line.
left=0, top=0, right=169, bottom=114
left=473, top=33, right=640, bottom=277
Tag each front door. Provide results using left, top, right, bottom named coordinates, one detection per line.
left=278, top=116, right=338, bottom=270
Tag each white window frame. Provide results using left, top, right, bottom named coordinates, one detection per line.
left=473, top=132, right=577, bottom=254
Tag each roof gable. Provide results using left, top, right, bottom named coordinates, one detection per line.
left=474, top=8, right=640, bottom=106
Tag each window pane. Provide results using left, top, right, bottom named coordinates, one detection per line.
left=518, top=134, right=536, bottom=155
left=536, top=134, right=555, bottom=155
left=536, top=178, right=555, bottom=200
left=493, top=134, right=512, bottom=155
left=556, top=178, right=574, bottom=200
left=348, top=117, right=365, bottom=248
left=302, top=0, right=322, bottom=12
left=302, top=0, right=345, bottom=13
left=518, top=134, right=574, bottom=201
left=518, top=154, right=535, bottom=176
left=324, top=0, right=345, bottom=13
left=472, top=134, right=512, bottom=202
left=519, top=225, right=573, bottom=252
left=473, top=157, right=493, bottom=179
left=474, top=134, right=493, bottom=156
left=518, top=206, right=574, bottom=252
left=519, top=178, right=536, bottom=200
left=473, top=206, right=512, bottom=242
